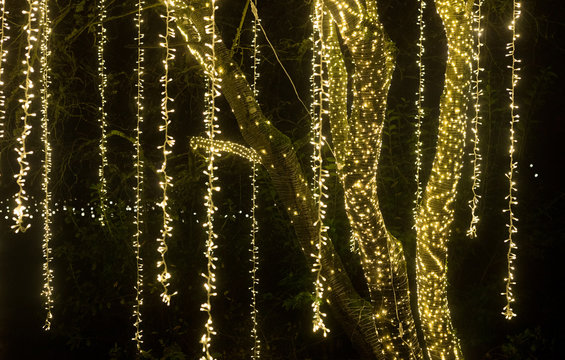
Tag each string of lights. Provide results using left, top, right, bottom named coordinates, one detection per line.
left=309, top=0, right=330, bottom=337
left=249, top=162, right=260, bottom=359
left=502, top=0, right=521, bottom=320
left=157, top=0, right=177, bottom=306
left=200, top=1, right=221, bottom=358
left=250, top=2, right=261, bottom=357
left=39, top=0, right=53, bottom=330
left=413, top=0, right=426, bottom=222
left=467, top=0, right=484, bottom=238
left=0, top=0, right=8, bottom=140
left=96, top=0, right=109, bottom=224
left=132, top=0, right=146, bottom=350
left=12, top=0, right=39, bottom=233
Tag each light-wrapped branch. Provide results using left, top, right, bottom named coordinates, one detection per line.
left=190, top=137, right=261, bottom=164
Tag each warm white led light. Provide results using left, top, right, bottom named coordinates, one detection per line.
left=13, top=0, right=39, bottom=233
left=502, top=0, right=521, bottom=320
left=39, top=0, right=53, bottom=330
left=0, top=0, right=9, bottom=140
left=200, top=1, right=221, bottom=358
left=96, top=0, right=109, bottom=224
left=309, top=0, right=329, bottom=337
left=132, top=0, right=146, bottom=350
left=249, top=162, right=260, bottom=359
left=467, top=0, right=484, bottom=238
left=413, top=0, right=426, bottom=221
left=157, top=0, right=177, bottom=306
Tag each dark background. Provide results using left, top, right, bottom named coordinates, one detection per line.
left=0, top=0, right=563, bottom=359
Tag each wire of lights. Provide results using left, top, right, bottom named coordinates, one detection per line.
left=467, top=0, right=484, bottom=238
left=309, top=0, right=329, bottom=337
left=132, top=0, right=146, bottom=350
left=12, top=0, right=39, bottom=233
left=200, top=0, right=221, bottom=357
left=39, top=0, right=53, bottom=330
left=157, top=0, right=177, bottom=306
left=249, top=162, right=260, bottom=359
left=96, top=0, right=109, bottom=225
left=502, top=0, right=521, bottom=320
left=250, top=2, right=261, bottom=357
left=0, top=0, right=8, bottom=140
left=413, top=0, right=426, bottom=222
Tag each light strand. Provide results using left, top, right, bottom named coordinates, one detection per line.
left=12, top=0, right=39, bottom=233
left=413, top=0, right=426, bottom=222
left=0, top=0, right=8, bottom=140
left=157, top=0, right=177, bottom=306
left=309, top=0, right=329, bottom=337
left=200, top=0, right=221, bottom=358
left=132, top=0, right=146, bottom=349
left=250, top=3, right=261, bottom=357
left=249, top=162, right=260, bottom=359
left=467, top=0, right=484, bottom=238
left=39, top=0, right=53, bottom=330
left=502, top=0, right=521, bottom=320
left=96, top=0, right=109, bottom=224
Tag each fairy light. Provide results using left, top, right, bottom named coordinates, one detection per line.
left=0, top=0, right=9, bottom=140
left=157, top=0, right=177, bottom=306
left=467, top=0, right=484, bottom=238
left=200, top=0, right=221, bottom=357
left=250, top=2, right=261, bottom=357
left=413, top=0, right=426, bottom=221
left=13, top=0, right=39, bottom=233
left=249, top=162, right=260, bottom=359
left=309, top=0, right=329, bottom=337
left=502, top=0, right=521, bottom=320
left=39, top=0, right=53, bottom=330
left=96, top=0, right=109, bottom=224
left=132, top=0, right=146, bottom=349
left=415, top=1, right=473, bottom=358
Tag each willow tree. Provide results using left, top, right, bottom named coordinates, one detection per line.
left=166, top=0, right=473, bottom=359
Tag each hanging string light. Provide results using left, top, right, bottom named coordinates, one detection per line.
left=132, top=0, right=146, bottom=350
left=199, top=0, right=221, bottom=357
left=249, top=2, right=261, bottom=357
left=0, top=0, right=8, bottom=140
left=502, top=0, right=521, bottom=320
left=413, top=0, right=426, bottom=221
left=13, top=0, right=39, bottom=233
left=157, top=0, right=177, bottom=306
left=39, top=0, right=53, bottom=330
left=249, top=162, right=260, bottom=359
left=467, top=0, right=484, bottom=238
left=309, top=0, right=330, bottom=337
left=96, top=0, right=109, bottom=224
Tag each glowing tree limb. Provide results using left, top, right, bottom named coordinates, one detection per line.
left=132, top=0, right=146, bottom=350
left=39, top=0, right=54, bottom=330
left=415, top=1, right=474, bottom=358
left=13, top=0, right=39, bottom=233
